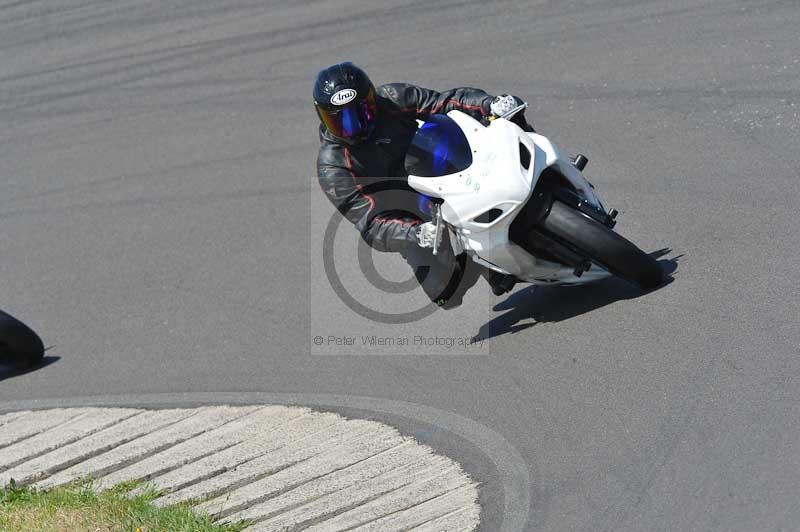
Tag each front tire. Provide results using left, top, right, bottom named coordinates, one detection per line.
left=0, top=310, right=44, bottom=368
left=540, top=200, right=663, bottom=289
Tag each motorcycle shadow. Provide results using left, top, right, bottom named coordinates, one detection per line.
left=477, top=249, right=680, bottom=340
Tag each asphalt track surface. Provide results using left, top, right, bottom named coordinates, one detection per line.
left=1, top=1, right=798, bottom=531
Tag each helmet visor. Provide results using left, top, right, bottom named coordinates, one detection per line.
left=318, top=88, right=377, bottom=142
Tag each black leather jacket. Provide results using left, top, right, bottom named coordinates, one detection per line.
left=316, top=83, right=494, bottom=252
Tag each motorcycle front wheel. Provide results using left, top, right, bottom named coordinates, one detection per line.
left=540, top=200, right=663, bottom=289
left=0, top=310, right=44, bottom=368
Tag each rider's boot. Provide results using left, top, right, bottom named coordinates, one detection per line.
left=488, top=271, right=517, bottom=296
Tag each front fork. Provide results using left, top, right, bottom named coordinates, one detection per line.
left=529, top=155, right=620, bottom=277
left=560, top=153, right=618, bottom=228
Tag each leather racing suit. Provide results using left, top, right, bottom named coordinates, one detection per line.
left=316, top=83, right=505, bottom=307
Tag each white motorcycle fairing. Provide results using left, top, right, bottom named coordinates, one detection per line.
left=407, top=110, right=612, bottom=285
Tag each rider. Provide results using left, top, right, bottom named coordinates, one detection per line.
left=315, top=62, right=533, bottom=308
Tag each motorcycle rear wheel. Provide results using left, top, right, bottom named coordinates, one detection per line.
left=0, top=310, right=44, bottom=368
left=540, top=200, right=663, bottom=289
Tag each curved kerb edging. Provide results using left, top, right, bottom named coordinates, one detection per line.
left=0, top=405, right=478, bottom=531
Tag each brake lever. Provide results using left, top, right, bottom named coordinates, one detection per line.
left=500, top=102, right=529, bottom=121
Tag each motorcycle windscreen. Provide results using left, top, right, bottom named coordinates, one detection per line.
left=404, top=115, right=473, bottom=177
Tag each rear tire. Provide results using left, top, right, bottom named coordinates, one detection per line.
left=540, top=200, right=663, bottom=289
left=0, top=310, right=44, bottom=368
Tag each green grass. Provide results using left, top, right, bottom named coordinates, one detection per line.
left=0, top=479, right=248, bottom=532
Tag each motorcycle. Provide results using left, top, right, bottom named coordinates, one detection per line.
left=0, top=310, right=44, bottom=369
left=404, top=103, right=663, bottom=290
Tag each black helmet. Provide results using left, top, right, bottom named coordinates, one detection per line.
left=313, top=62, right=377, bottom=145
